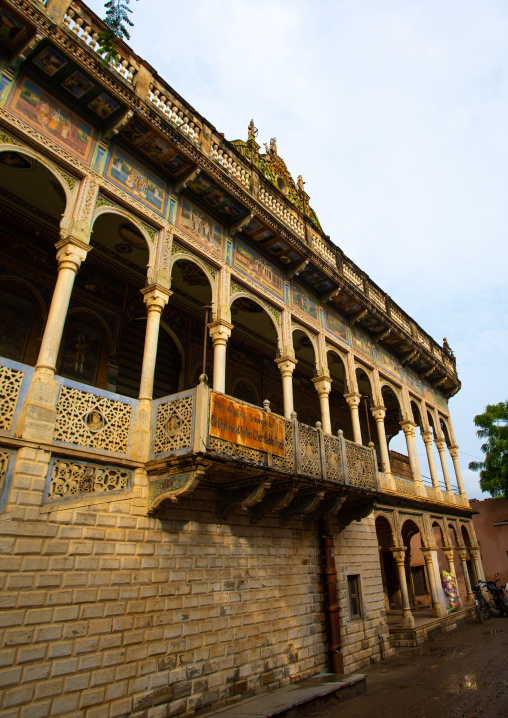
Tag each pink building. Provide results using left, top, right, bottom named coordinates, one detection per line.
left=470, top=498, right=508, bottom=586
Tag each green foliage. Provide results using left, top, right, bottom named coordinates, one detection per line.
left=469, top=401, right=508, bottom=497
left=97, top=0, right=138, bottom=67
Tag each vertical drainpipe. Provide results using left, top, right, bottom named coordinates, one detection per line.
left=320, top=522, right=344, bottom=674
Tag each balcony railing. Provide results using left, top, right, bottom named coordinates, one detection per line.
left=0, top=357, right=465, bottom=507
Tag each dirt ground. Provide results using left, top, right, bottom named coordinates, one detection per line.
left=307, top=617, right=508, bottom=718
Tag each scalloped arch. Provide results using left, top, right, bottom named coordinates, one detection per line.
left=231, top=291, right=282, bottom=348
left=0, top=142, right=75, bottom=228
left=170, top=253, right=217, bottom=309
left=91, top=205, right=155, bottom=266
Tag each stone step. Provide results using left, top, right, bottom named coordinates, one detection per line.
left=203, top=673, right=367, bottom=718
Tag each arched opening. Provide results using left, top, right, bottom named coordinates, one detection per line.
left=448, top=524, right=469, bottom=600
left=461, top=525, right=477, bottom=586
left=411, top=400, right=432, bottom=489
left=401, top=518, right=433, bottom=617
left=0, top=278, right=44, bottom=366
left=0, top=150, right=67, bottom=370
left=327, top=349, right=352, bottom=438
left=355, top=366, right=376, bottom=448
left=292, top=328, right=320, bottom=426
left=57, top=310, right=109, bottom=388
left=170, top=257, right=212, bottom=389
left=375, top=515, right=398, bottom=611
left=115, top=319, right=180, bottom=399
left=87, top=211, right=154, bottom=395
left=228, top=296, right=279, bottom=410
left=381, top=384, right=406, bottom=478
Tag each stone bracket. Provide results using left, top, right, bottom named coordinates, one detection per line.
left=249, top=483, right=298, bottom=523
left=308, top=495, right=346, bottom=522
left=279, top=490, right=325, bottom=526
left=337, top=497, right=377, bottom=531
left=221, top=480, right=271, bottom=521
left=148, top=459, right=211, bottom=511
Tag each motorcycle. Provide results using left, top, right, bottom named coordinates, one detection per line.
left=484, top=573, right=508, bottom=616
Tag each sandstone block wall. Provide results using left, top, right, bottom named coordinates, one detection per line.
left=0, top=487, right=331, bottom=718
left=334, top=515, right=393, bottom=672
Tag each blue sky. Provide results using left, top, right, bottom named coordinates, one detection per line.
left=86, top=0, right=508, bottom=499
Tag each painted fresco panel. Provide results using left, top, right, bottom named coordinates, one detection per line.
left=234, top=239, right=283, bottom=296
left=291, top=282, right=318, bottom=320
left=352, top=326, right=372, bottom=358
left=324, top=305, right=348, bottom=343
left=177, top=198, right=223, bottom=254
left=434, top=390, right=448, bottom=410
left=406, top=369, right=424, bottom=396
left=106, top=145, right=166, bottom=213
left=376, top=346, right=403, bottom=380
left=423, top=383, right=434, bottom=404
left=59, top=317, right=104, bottom=385
left=8, top=76, right=95, bottom=162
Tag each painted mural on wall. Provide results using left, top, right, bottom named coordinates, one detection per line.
left=233, top=239, right=283, bottom=297
left=423, top=383, right=434, bottom=404
left=434, top=389, right=448, bottom=410
left=291, top=282, right=318, bottom=320
left=406, top=368, right=424, bottom=396
left=352, top=326, right=372, bottom=358
left=106, top=146, right=166, bottom=213
left=376, top=346, right=403, bottom=380
left=8, top=76, right=95, bottom=163
left=324, top=305, right=348, bottom=344
left=177, top=198, right=223, bottom=255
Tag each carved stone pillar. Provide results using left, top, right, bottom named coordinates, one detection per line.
left=312, top=376, right=332, bottom=434
left=138, top=285, right=171, bottom=401
left=371, top=405, right=394, bottom=483
left=400, top=421, right=425, bottom=496
left=457, top=548, right=475, bottom=603
left=275, top=357, right=297, bottom=419
left=421, top=430, right=441, bottom=492
left=391, top=549, right=415, bottom=628
left=131, top=285, right=171, bottom=462
left=208, top=320, right=232, bottom=394
left=344, top=392, right=362, bottom=444
left=448, top=444, right=467, bottom=498
left=469, top=547, right=485, bottom=583
left=17, top=238, right=90, bottom=442
left=435, top=439, right=453, bottom=494
left=421, top=547, right=447, bottom=617
left=37, top=238, right=90, bottom=373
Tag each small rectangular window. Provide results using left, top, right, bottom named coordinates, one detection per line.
left=347, top=574, right=361, bottom=618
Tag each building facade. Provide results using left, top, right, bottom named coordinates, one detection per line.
left=0, top=1, right=484, bottom=716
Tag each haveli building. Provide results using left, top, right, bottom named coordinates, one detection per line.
left=0, top=1, right=485, bottom=716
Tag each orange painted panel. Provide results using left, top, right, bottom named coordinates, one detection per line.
left=210, top=392, right=285, bottom=457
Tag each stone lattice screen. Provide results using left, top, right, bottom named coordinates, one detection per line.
left=48, top=459, right=130, bottom=499
left=0, top=364, right=25, bottom=432
left=54, top=384, right=133, bottom=454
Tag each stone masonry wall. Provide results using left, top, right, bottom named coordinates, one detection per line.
left=334, top=515, right=393, bottom=673
left=0, top=487, right=329, bottom=718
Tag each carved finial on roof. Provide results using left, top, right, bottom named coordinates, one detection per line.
left=297, top=175, right=305, bottom=193
left=443, top=337, right=454, bottom=357
left=248, top=119, right=258, bottom=139
left=264, top=137, right=277, bottom=156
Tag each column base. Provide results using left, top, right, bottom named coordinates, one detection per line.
left=16, top=368, right=60, bottom=443
left=402, top=609, right=415, bottom=628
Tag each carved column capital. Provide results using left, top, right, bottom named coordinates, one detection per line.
left=434, top=438, right=447, bottom=452
left=275, top=356, right=297, bottom=377
left=55, top=237, right=91, bottom=273
left=448, top=444, right=460, bottom=460
left=312, top=375, right=332, bottom=397
left=208, top=319, right=233, bottom=347
left=421, top=430, right=433, bottom=444
left=344, top=391, right=361, bottom=408
left=457, top=548, right=468, bottom=561
left=391, top=548, right=406, bottom=564
left=420, top=546, right=437, bottom=562
left=400, top=420, right=417, bottom=437
left=371, top=405, right=386, bottom=422
left=141, top=284, right=172, bottom=313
